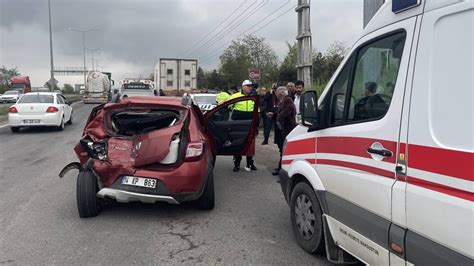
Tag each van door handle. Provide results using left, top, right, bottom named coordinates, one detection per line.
left=367, top=148, right=393, bottom=157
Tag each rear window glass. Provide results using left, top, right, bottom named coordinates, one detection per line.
left=110, top=108, right=181, bottom=136
left=18, top=94, right=54, bottom=103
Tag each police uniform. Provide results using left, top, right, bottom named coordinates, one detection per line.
left=231, top=80, right=257, bottom=172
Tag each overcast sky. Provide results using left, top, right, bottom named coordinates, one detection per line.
left=0, top=0, right=363, bottom=87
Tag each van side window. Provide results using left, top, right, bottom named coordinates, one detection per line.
left=349, top=32, right=406, bottom=122
left=57, top=95, right=65, bottom=104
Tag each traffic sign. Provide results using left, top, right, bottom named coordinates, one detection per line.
left=249, top=69, right=261, bottom=80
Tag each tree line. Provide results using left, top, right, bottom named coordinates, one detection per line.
left=198, top=34, right=349, bottom=93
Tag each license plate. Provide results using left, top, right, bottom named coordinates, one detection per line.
left=121, top=176, right=157, bottom=188
left=23, top=119, right=40, bottom=124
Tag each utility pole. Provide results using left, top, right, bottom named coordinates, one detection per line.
left=47, top=0, right=57, bottom=91
left=296, top=0, right=312, bottom=87
left=68, top=27, right=99, bottom=87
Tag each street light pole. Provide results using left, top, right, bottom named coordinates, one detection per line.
left=68, top=27, right=98, bottom=87
left=86, top=48, right=102, bottom=72
left=48, top=0, right=56, bottom=91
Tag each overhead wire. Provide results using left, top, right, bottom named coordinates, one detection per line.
left=180, top=0, right=249, bottom=57
left=199, top=2, right=296, bottom=65
left=187, top=0, right=269, bottom=58
left=198, top=0, right=292, bottom=62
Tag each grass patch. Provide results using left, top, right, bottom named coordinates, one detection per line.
left=0, top=106, right=9, bottom=116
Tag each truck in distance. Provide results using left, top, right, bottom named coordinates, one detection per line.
left=83, top=71, right=111, bottom=104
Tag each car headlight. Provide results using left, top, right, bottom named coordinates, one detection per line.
left=80, top=138, right=108, bottom=161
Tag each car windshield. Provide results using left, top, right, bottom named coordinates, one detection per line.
left=18, top=94, right=54, bottom=103
left=10, top=84, right=25, bottom=89
left=4, top=91, right=19, bottom=95
left=193, top=95, right=216, bottom=105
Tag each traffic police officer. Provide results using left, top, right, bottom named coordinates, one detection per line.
left=230, top=80, right=257, bottom=172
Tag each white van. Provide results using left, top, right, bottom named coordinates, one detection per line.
left=279, top=0, right=473, bottom=265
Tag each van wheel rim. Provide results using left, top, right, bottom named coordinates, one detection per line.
left=295, top=194, right=316, bottom=240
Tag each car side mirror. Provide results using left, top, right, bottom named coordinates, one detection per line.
left=300, top=91, right=319, bottom=130
left=113, top=89, right=119, bottom=94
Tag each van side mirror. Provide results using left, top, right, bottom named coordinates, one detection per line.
left=113, top=89, right=119, bottom=94
left=300, top=91, right=319, bottom=130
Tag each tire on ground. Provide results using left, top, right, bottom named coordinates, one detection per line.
left=290, top=182, right=325, bottom=254
left=76, top=170, right=101, bottom=218
left=197, top=171, right=215, bottom=210
left=10, top=127, right=20, bottom=133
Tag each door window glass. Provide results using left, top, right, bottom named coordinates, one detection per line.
left=57, top=95, right=65, bottom=104
left=328, top=61, right=353, bottom=125
left=349, top=32, right=406, bottom=122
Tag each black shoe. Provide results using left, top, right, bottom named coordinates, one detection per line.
left=272, top=169, right=280, bottom=176
left=250, top=165, right=257, bottom=171
left=233, top=166, right=240, bottom=172
left=261, top=141, right=268, bottom=145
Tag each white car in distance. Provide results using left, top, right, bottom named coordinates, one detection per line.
left=190, top=93, right=217, bottom=112
left=8, top=92, right=73, bottom=133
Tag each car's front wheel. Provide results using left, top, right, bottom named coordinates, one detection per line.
left=197, top=171, right=215, bottom=210
left=76, top=170, right=101, bottom=218
left=290, top=182, right=325, bottom=254
left=10, top=127, right=20, bottom=133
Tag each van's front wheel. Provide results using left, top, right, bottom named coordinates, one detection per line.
left=290, top=182, right=325, bottom=254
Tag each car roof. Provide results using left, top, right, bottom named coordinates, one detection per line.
left=120, top=96, right=184, bottom=106
left=23, top=92, right=58, bottom=96
left=191, top=93, right=216, bottom=97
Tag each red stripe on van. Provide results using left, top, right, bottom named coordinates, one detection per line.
left=407, top=176, right=474, bottom=202
left=283, top=138, right=316, bottom=156
left=281, top=158, right=316, bottom=165
left=317, top=137, right=397, bottom=163
left=316, top=159, right=395, bottom=179
left=408, top=145, right=474, bottom=182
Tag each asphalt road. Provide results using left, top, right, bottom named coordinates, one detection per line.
left=0, top=102, right=329, bottom=265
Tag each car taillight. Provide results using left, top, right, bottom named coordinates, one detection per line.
left=46, top=106, right=59, bottom=113
left=9, top=106, right=18, bottom=113
left=185, top=142, right=204, bottom=161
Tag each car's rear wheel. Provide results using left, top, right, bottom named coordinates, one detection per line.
left=76, top=170, right=101, bottom=218
left=57, top=117, right=65, bottom=131
left=67, top=111, right=73, bottom=125
left=197, top=171, right=215, bottom=210
left=10, top=127, right=20, bottom=133
left=290, top=182, right=325, bottom=254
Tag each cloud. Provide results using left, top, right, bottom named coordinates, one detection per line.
left=0, top=0, right=362, bottom=86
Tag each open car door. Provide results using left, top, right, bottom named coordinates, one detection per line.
left=204, top=95, right=259, bottom=155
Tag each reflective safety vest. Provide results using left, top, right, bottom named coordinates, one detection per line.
left=216, top=91, right=230, bottom=105
left=229, top=92, right=255, bottom=112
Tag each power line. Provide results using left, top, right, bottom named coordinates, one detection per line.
left=197, top=0, right=292, bottom=61
left=199, top=3, right=296, bottom=65
left=180, top=0, right=249, bottom=56
left=191, top=0, right=271, bottom=59
left=186, top=0, right=266, bottom=58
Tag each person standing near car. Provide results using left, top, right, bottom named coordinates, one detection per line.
left=262, top=83, right=278, bottom=145
left=273, top=86, right=297, bottom=175
left=229, top=80, right=257, bottom=172
left=293, top=80, right=305, bottom=123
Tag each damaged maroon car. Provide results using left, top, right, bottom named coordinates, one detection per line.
left=59, top=94, right=259, bottom=218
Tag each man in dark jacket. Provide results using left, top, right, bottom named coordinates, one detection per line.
left=273, top=86, right=297, bottom=175
left=262, top=83, right=279, bottom=145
